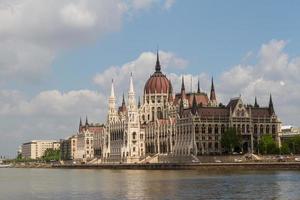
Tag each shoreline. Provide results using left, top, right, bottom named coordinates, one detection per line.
left=9, top=162, right=300, bottom=170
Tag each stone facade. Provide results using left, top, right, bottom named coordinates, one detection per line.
left=100, top=52, right=281, bottom=163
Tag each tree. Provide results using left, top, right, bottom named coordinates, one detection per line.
left=221, top=128, right=242, bottom=154
left=284, top=135, right=300, bottom=154
left=42, top=149, right=60, bottom=162
left=259, top=135, right=279, bottom=154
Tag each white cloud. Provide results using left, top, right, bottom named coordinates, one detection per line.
left=0, top=0, right=174, bottom=83
left=217, top=40, right=300, bottom=126
left=0, top=89, right=106, bottom=156
left=93, top=50, right=188, bottom=99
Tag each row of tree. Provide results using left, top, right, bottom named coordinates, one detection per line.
left=221, top=128, right=300, bottom=155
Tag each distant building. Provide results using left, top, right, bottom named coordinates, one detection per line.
left=60, top=135, right=77, bottom=160
left=280, top=125, right=300, bottom=142
left=21, top=140, right=60, bottom=159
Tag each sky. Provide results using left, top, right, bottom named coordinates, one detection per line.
left=1, top=0, right=300, bottom=157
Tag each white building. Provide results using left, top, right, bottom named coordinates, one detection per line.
left=21, top=140, right=60, bottom=159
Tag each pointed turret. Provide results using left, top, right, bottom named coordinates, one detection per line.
left=85, top=116, right=89, bottom=126
left=269, top=94, right=275, bottom=114
left=181, top=76, right=185, bottom=92
left=191, top=94, right=198, bottom=115
left=79, top=117, right=82, bottom=132
left=122, top=93, right=126, bottom=107
left=155, top=50, right=161, bottom=72
left=128, top=73, right=136, bottom=108
left=209, top=77, right=217, bottom=106
left=197, top=78, right=201, bottom=93
left=108, top=79, right=117, bottom=118
left=138, top=96, right=141, bottom=108
left=254, top=96, right=259, bottom=108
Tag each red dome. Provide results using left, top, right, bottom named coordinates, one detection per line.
left=144, top=51, right=172, bottom=94
left=144, top=72, right=172, bottom=94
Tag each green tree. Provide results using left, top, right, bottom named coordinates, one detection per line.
left=42, top=149, right=60, bottom=162
left=259, top=135, right=279, bottom=154
left=280, top=143, right=290, bottom=154
left=285, top=135, right=300, bottom=154
left=221, top=128, right=242, bottom=154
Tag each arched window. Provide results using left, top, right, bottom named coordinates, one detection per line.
left=215, top=124, right=219, bottom=134
left=202, top=125, right=206, bottom=133
left=133, top=132, right=136, bottom=140
left=260, top=125, right=264, bottom=134
left=272, top=125, right=276, bottom=134
left=266, top=125, right=270, bottom=134
left=195, top=125, right=199, bottom=134
left=221, top=124, right=225, bottom=134
left=254, top=124, right=258, bottom=134
left=208, top=125, right=212, bottom=134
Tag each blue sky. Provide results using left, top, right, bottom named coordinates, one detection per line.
left=0, top=0, right=300, bottom=156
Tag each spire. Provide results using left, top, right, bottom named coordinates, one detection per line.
left=269, top=94, right=275, bottom=114
left=85, top=116, right=89, bottom=126
left=122, top=93, right=126, bottom=106
left=155, top=49, right=161, bottom=72
left=129, top=72, right=134, bottom=94
left=254, top=96, right=259, bottom=108
left=110, top=79, right=115, bottom=98
left=138, top=96, right=141, bottom=108
left=210, top=77, right=216, bottom=101
left=191, top=94, right=198, bottom=115
left=181, top=76, right=185, bottom=92
left=197, top=78, right=200, bottom=93
left=79, top=117, right=82, bottom=132
left=128, top=73, right=136, bottom=107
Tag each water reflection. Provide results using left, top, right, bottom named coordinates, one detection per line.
left=0, top=169, right=300, bottom=199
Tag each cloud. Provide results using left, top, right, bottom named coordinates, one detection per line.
left=93, top=50, right=188, bottom=99
left=217, top=40, right=300, bottom=126
left=0, top=0, right=174, bottom=83
left=0, top=89, right=106, bottom=156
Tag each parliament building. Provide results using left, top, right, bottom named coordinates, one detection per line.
left=74, top=52, right=281, bottom=163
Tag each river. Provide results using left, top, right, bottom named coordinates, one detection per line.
left=0, top=168, right=299, bottom=199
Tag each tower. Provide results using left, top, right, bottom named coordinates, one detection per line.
left=108, top=79, right=117, bottom=122
left=197, top=78, right=201, bottom=93
left=269, top=94, right=275, bottom=115
left=254, top=96, right=259, bottom=108
left=209, top=77, right=217, bottom=107
left=127, top=73, right=142, bottom=161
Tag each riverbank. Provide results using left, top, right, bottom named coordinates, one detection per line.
left=49, top=162, right=300, bottom=170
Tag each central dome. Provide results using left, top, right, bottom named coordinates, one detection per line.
left=144, top=52, right=172, bottom=94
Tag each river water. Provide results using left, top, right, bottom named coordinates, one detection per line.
left=0, top=168, right=300, bottom=200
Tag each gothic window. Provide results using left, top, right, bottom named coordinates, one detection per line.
left=133, top=132, right=136, bottom=140
left=266, top=125, right=270, bottom=134
left=272, top=125, right=276, bottom=134
left=254, top=124, right=258, bottom=134
left=242, top=124, right=245, bottom=133
left=246, top=124, right=250, bottom=133
left=195, top=125, right=199, bottom=134
left=260, top=125, right=264, bottom=134
left=215, top=124, right=219, bottom=134
left=202, top=125, right=206, bottom=134
left=208, top=125, right=212, bottom=134
left=221, top=124, right=225, bottom=134
left=157, top=107, right=163, bottom=119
